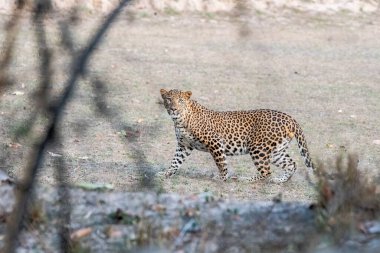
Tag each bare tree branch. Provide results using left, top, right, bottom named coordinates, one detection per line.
left=53, top=144, right=71, bottom=253
left=0, top=0, right=26, bottom=94
left=3, top=0, right=131, bottom=252
left=57, top=9, right=161, bottom=192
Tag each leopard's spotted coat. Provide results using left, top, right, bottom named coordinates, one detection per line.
left=160, top=89, right=315, bottom=183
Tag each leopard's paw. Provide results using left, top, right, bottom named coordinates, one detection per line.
left=269, top=177, right=287, bottom=184
left=164, top=169, right=177, bottom=178
left=211, top=174, right=226, bottom=181
left=156, top=169, right=176, bottom=180
left=213, top=174, right=231, bottom=182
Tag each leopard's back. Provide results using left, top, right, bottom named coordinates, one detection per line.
left=184, top=108, right=300, bottom=155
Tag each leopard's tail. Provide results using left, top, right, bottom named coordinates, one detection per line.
left=293, top=125, right=315, bottom=171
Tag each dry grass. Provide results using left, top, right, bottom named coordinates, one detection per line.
left=1, top=2, right=378, bottom=252
left=1, top=0, right=378, bottom=14
left=0, top=10, right=379, bottom=204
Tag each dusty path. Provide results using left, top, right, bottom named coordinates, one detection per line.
left=1, top=12, right=380, bottom=201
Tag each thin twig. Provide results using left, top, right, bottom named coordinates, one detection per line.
left=32, top=2, right=53, bottom=109
left=54, top=147, right=71, bottom=252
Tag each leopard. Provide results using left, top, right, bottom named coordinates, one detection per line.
left=160, top=88, right=315, bottom=183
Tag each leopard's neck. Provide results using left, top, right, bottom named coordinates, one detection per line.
left=188, top=100, right=216, bottom=125
left=189, top=100, right=212, bottom=114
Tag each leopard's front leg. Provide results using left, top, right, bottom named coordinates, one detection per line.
left=165, top=144, right=193, bottom=177
left=208, top=139, right=229, bottom=181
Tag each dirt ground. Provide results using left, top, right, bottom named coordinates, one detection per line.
left=1, top=11, right=380, bottom=202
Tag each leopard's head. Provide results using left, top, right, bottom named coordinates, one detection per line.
left=160, top=89, right=192, bottom=121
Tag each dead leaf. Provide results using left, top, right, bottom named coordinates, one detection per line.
left=70, top=227, right=92, bottom=240
left=75, top=182, right=114, bottom=191
left=151, top=204, right=166, bottom=213
left=322, top=183, right=334, bottom=202
left=11, top=91, right=24, bottom=96
left=163, top=226, right=180, bottom=238
left=184, top=208, right=199, bottom=217
left=105, top=226, right=123, bottom=238
left=8, top=143, right=22, bottom=149
left=48, top=151, right=62, bottom=157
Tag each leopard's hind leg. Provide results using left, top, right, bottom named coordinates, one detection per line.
left=248, top=149, right=272, bottom=181
left=270, top=149, right=297, bottom=183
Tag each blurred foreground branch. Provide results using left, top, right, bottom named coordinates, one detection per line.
left=0, top=0, right=26, bottom=94
left=2, top=0, right=131, bottom=252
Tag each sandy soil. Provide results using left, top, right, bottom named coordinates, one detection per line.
left=1, top=11, right=380, bottom=202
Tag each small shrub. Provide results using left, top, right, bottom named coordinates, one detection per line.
left=315, top=154, right=380, bottom=242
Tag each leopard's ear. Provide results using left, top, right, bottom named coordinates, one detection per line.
left=160, top=89, right=168, bottom=96
left=184, top=91, right=192, bottom=99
